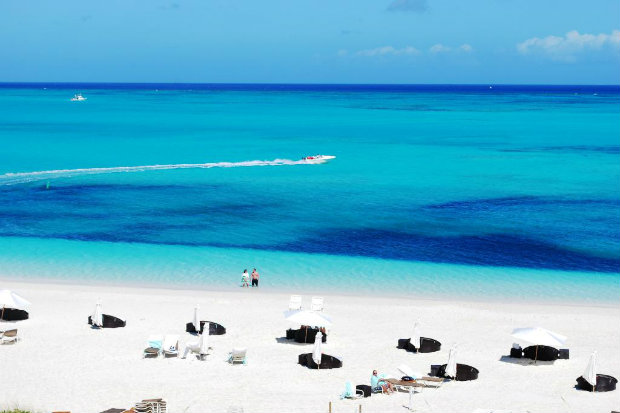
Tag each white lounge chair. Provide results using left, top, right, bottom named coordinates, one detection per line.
left=228, top=347, right=247, bottom=365
left=143, top=334, right=163, bottom=358
left=311, top=296, right=324, bottom=311
left=0, top=329, right=19, bottom=344
left=289, top=295, right=302, bottom=311
left=183, top=333, right=213, bottom=360
left=162, top=334, right=179, bottom=358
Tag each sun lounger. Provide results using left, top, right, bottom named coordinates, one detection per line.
left=289, top=295, right=302, bottom=311
left=0, top=329, right=19, bottom=344
left=143, top=335, right=163, bottom=358
left=397, top=364, right=446, bottom=387
left=134, top=398, right=167, bottom=413
left=162, top=335, right=179, bottom=357
left=522, top=345, right=560, bottom=361
left=228, top=347, right=247, bottom=364
left=340, top=381, right=364, bottom=399
left=311, top=296, right=324, bottom=311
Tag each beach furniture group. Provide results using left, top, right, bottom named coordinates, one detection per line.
left=2, top=286, right=619, bottom=413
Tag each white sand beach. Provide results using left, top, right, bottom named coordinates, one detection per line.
left=1, top=280, right=619, bottom=413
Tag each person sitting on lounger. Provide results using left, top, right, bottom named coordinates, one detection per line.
left=371, top=370, right=395, bottom=394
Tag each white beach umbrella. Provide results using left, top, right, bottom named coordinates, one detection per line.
left=284, top=310, right=332, bottom=327
left=0, top=289, right=31, bottom=317
left=193, top=304, right=200, bottom=332
left=412, top=322, right=421, bottom=349
left=312, top=331, right=323, bottom=366
left=445, top=346, right=457, bottom=378
left=511, top=327, right=566, bottom=347
left=92, top=300, right=103, bottom=327
left=583, top=351, right=597, bottom=388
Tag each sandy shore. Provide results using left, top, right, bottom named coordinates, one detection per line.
left=1, top=279, right=619, bottom=413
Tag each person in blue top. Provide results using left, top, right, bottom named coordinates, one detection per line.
left=371, top=370, right=395, bottom=394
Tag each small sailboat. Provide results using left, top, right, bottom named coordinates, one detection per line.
left=70, top=93, right=87, bottom=101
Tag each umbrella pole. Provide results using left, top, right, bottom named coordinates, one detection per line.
left=534, top=345, right=538, bottom=364
left=1, top=306, right=5, bottom=322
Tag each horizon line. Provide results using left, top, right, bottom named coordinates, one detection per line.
left=1, top=81, right=620, bottom=87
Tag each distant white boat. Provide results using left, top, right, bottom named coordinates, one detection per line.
left=301, top=155, right=336, bottom=163
left=70, top=93, right=87, bottom=102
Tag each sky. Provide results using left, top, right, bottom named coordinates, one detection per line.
left=1, top=0, right=619, bottom=84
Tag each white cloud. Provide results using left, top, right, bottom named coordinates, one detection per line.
left=460, top=44, right=473, bottom=52
left=355, top=46, right=420, bottom=57
left=430, top=44, right=451, bottom=53
left=517, top=30, right=620, bottom=62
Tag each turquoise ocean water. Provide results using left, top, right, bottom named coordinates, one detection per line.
left=0, top=84, right=619, bottom=303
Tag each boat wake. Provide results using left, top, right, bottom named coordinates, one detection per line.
left=0, top=158, right=316, bottom=186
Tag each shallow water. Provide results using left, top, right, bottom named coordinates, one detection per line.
left=1, top=84, right=619, bottom=302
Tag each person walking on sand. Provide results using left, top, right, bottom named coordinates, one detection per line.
left=241, top=269, right=250, bottom=288
left=251, top=268, right=259, bottom=287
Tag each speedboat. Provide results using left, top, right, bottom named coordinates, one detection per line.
left=70, top=93, right=87, bottom=101
left=301, top=155, right=336, bottom=163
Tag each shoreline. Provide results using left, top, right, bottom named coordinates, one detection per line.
left=2, top=275, right=619, bottom=310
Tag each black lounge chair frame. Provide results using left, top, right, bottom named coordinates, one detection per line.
left=436, top=363, right=479, bottom=381
left=185, top=320, right=226, bottom=335
left=88, top=314, right=126, bottom=328
left=576, top=374, right=617, bottom=392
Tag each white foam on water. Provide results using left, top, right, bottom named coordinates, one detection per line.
left=0, top=158, right=316, bottom=185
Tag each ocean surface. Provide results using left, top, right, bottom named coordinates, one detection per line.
left=1, top=83, right=619, bottom=302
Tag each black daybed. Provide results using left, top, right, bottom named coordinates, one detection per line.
left=186, top=320, right=226, bottom=335
left=0, top=308, right=28, bottom=321
left=434, top=363, right=479, bottom=381
left=576, top=374, right=617, bottom=392
left=298, top=352, right=342, bottom=369
left=87, top=314, right=126, bottom=328
left=286, top=327, right=327, bottom=344
left=397, top=337, right=441, bottom=353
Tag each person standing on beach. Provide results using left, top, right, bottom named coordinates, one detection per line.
left=241, top=269, right=250, bottom=288
left=251, top=268, right=259, bottom=287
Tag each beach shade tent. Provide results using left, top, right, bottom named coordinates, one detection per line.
left=284, top=310, right=332, bottom=327
left=312, top=331, right=323, bottom=367
left=0, top=290, right=31, bottom=321
left=284, top=310, right=331, bottom=343
left=576, top=351, right=618, bottom=392
left=511, top=327, right=567, bottom=362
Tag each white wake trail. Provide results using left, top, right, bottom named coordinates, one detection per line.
left=0, top=158, right=313, bottom=185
